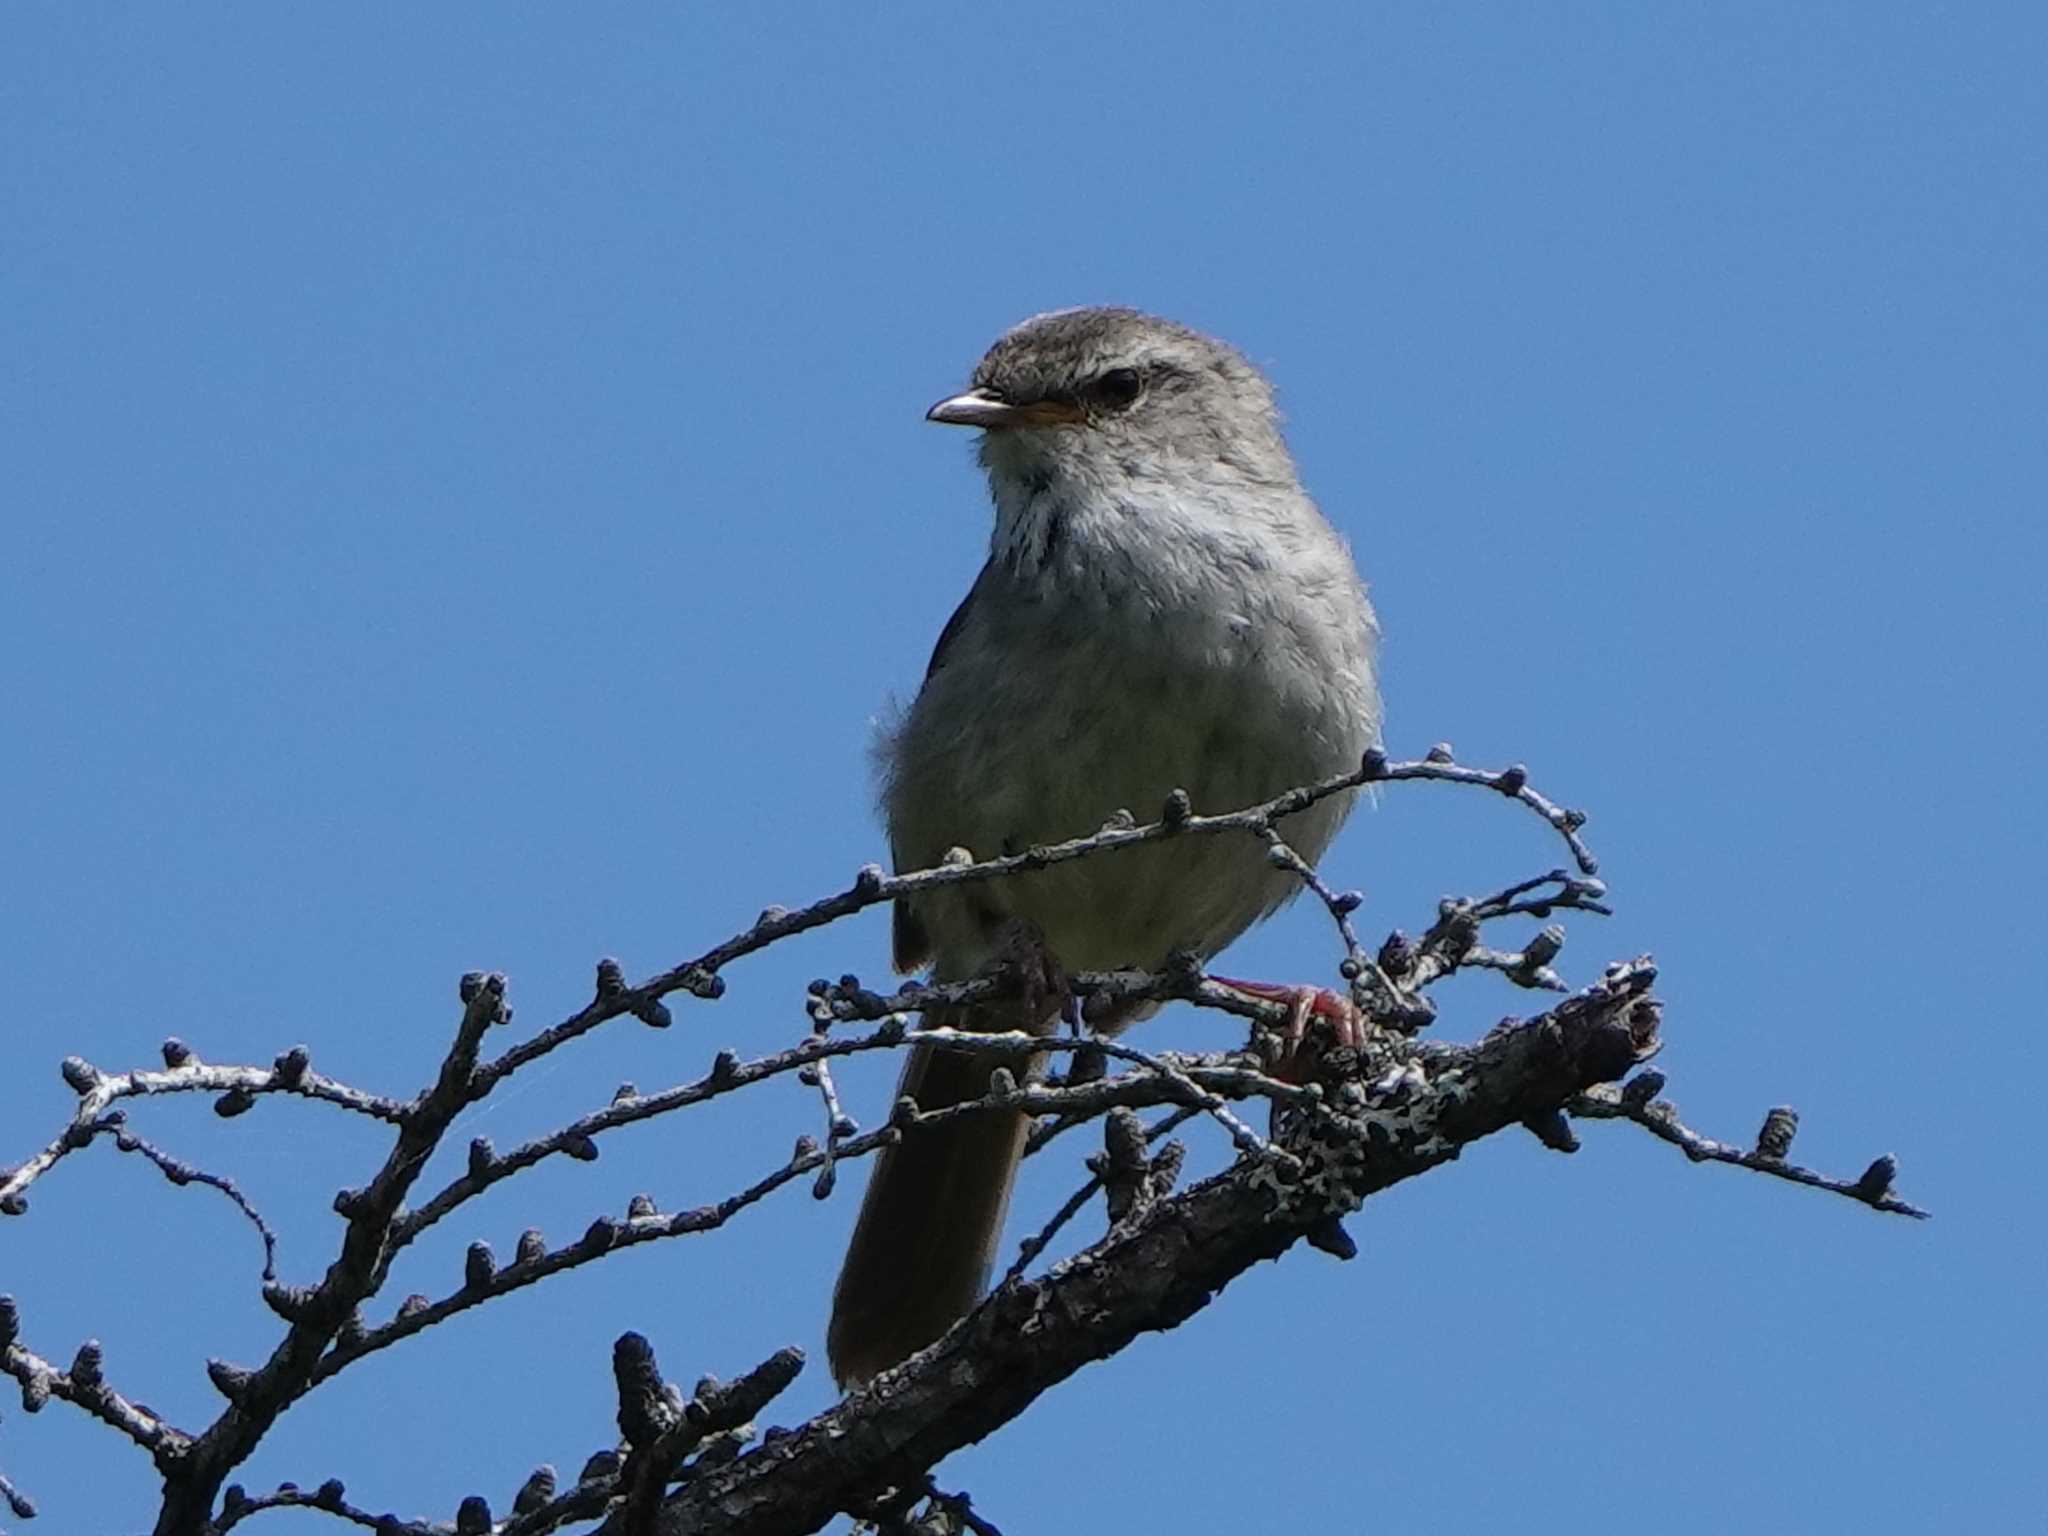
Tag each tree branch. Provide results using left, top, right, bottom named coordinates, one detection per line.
left=1570, top=1077, right=1929, bottom=1218
left=640, top=962, right=1663, bottom=1535
left=0, top=750, right=1925, bottom=1534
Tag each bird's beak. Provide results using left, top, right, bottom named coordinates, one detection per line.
left=926, top=388, right=1085, bottom=429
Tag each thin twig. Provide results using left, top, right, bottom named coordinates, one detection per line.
left=1571, top=1081, right=1928, bottom=1219
left=471, top=749, right=1598, bottom=1095
left=104, top=1122, right=280, bottom=1282
left=1004, top=1106, right=1201, bottom=1284
left=0, top=1050, right=405, bottom=1212
left=0, top=1334, right=190, bottom=1460
left=210, top=1478, right=392, bottom=1533
left=318, top=1055, right=1310, bottom=1383
left=0, top=1468, right=35, bottom=1524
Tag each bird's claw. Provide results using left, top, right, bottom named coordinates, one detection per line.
left=1213, top=977, right=1364, bottom=1079
left=986, top=917, right=1072, bottom=1036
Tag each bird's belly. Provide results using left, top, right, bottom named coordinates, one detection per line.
left=888, top=619, right=1364, bottom=976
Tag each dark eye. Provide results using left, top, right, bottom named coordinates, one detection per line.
left=1088, top=367, right=1144, bottom=410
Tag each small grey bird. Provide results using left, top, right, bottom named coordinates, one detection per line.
left=827, top=307, right=1382, bottom=1387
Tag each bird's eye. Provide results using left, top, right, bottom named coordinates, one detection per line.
left=1088, top=367, right=1144, bottom=410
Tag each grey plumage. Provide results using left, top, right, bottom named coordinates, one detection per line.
left=827, top=307, right=1381, bottom=1387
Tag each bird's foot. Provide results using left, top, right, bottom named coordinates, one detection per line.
left=984, top=917, right=1074, bottom=1035
left=1212, top=976, right=1364, bottom=1079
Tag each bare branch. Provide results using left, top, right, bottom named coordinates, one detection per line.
left=314, top=1038, right=1326, bottom=1385
left=498, top=1457, right=631, bottom=1536
left=0, top=1045, right=404, bottom=1214
left=470, top=748, right=1596, bottom=1095
left=152, top=975, right=514, bottom=1534
left=210, top=1477, right=381, bottom=1533
left=1371, top=868, right=1610, bottom=1025
left=0, top=1316, right=190, bottom=1463
left=641, top=961, right=1662, bottom=1535
left=0, top=1467, right=36, bottom=1524
left=0, top=747, right=1922, bottom=1535
left=110, top=1122, right=281, bottom=1281
left=612, top=1334, right=804, bottom=1536
left=1571, top=1077, right=1928, bottom=1219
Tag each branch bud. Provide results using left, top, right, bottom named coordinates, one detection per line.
left=60, top=1056, right=100, bottom=1094
left=1521, top=1110, right=1580, bottom=1154
left=1854, top=1154, right=1898, bottom=1201
left=214, top=1086, right=256, bottom=1118
left=1755, top=1106, right=1799, bottom=1161
left=513, top=1465, right=557, bottom=1514
left=206, top=1357, right=252, bottom=1402
left=261, top=1281, right=325, bottom=1324
left=612, top=1331, right=673, bottom=1447
left=1305, top=1216, right=1357, bottom=1260
left=680, top=967, right=725, bottom=1000
left=69, top=1339, right=104, bottom=1390
left=1621, top=1068, right=1666, bottom=1106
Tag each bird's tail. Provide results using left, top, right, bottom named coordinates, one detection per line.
left=827, top=1020, right=1042, bottom=1387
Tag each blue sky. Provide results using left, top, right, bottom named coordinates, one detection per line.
left=3, top=6, right=2042, bottom=1531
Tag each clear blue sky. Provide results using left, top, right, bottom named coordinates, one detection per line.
left=4, top=7, right=2041, bottom=1532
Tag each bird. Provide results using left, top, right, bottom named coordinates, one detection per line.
left=826, top=307, right=1382, bottom=1387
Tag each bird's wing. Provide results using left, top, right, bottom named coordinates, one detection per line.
left=891, top=566, right=994, bottom=972
left=921, top=566, right=989, bottom=681
left=891, top=899, right=931, bottom=974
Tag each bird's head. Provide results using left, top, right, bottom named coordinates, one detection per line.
left=928, top=307, right=1293, bottom=490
